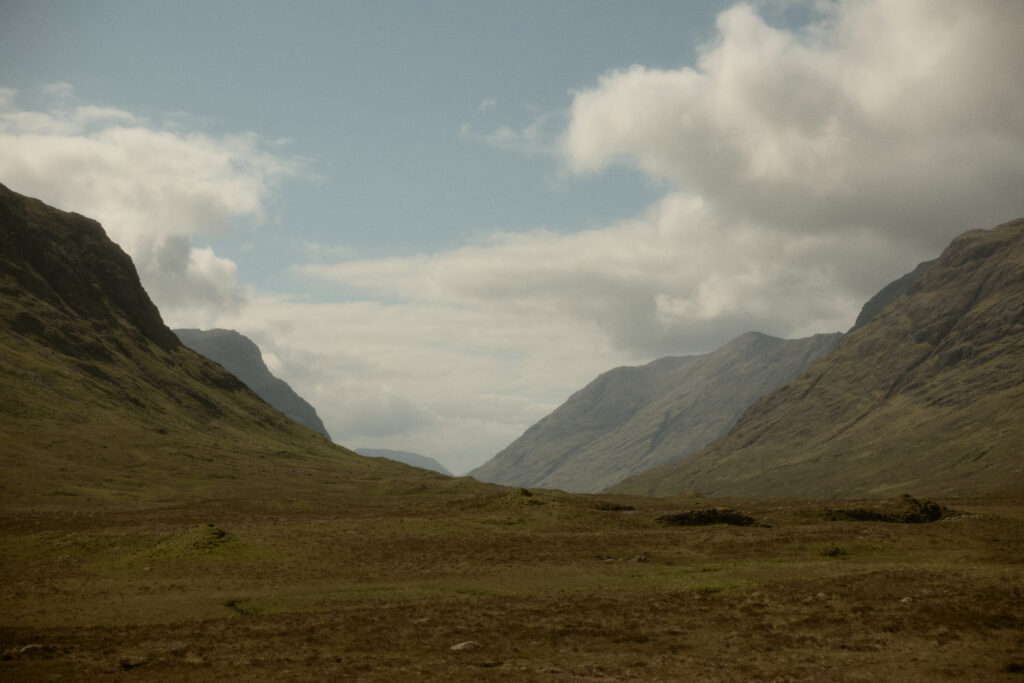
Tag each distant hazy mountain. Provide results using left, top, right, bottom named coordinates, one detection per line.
left=610, top=218, right=1024, bottom=499
left=470, top=331, right=841, bottom=493
left=356, top=448, right=452, bottom=476
left=174, top=328, right=331, bottom=440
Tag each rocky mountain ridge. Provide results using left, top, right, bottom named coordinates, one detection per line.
left=611, top=218, right=1024, bottom=498
left=174, top=328, right=331, bottom=440
left=471, top=331, right=841, bottom=492
left=850, top=259, right=936, bottom=331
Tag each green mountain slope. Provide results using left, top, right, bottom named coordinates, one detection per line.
left=610, top=218, right=1024, bottom=499
left=175, top=328, right=332, bottom=440
left=471, top=332, right=841, bottom=492
left=0, top=183, right=461, bottom=508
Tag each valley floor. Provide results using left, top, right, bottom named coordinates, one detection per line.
left=1, top=491, right=1022, bottom=682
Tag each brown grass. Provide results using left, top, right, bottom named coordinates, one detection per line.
left=2, top=492, right=1022, bottom=681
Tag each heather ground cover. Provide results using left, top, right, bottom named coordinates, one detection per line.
left=2, top=491, right=1022, bottom=681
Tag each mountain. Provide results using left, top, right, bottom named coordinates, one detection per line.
left=174, top=328, right=331, bottom=440
left=470, top=331, right=841, bottom=493
left=356, top=448, right=453, bottom=476
left=850, top=259, right=936, bottom=331
left=468, top=355, right=702, bottom=490
left=610, top=218, right=1024, bottom=499
left=0, top=183, right=456, bottom=507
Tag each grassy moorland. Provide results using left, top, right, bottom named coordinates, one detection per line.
left=2, top=491, right=1022, bottom=682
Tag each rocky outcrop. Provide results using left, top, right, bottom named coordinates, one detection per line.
left=0, top=182, right=180, bottom=353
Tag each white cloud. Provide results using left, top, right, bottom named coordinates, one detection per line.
left=0, top=85, right=301, bottom=325
left=563, top=0, right=1024, bottom=244
left=459, top=110, right=561, bottom=156
left=302, top=241, right=351, bottom=261
left=289, top=0, right=1024, bottom=472
left=41, top=81, right=75, bottom=98
left=144, top=239, right=249, bottom=326
left=301, top=191, right=862, bottom=359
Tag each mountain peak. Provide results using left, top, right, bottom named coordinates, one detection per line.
left=471, top=330, right=841, bottom=492
left=0, top=182, right=180, bottom=352
left=611, top=217, right=1024, bottom=499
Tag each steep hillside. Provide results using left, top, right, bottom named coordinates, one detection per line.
left=850, top=259, right=936, bottom=331
left=468, top=354, right=702, bottom=489
left=471, top=332, right=840, bottom=492
left=611, top=218, right=1024, bottom=499
left=356, top=448, right=453, bottom=476
left=0, top=183, right=459, bottom=508
left=175, top=328, right=331, bottom=439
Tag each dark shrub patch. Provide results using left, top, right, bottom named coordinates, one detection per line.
left=826, top=495, right=955, bottom=523
left=826, top=508, right=893, bottom=522
left=593, top=501, right=636, bottom=512
left=656, top=508, right=759, bottom=527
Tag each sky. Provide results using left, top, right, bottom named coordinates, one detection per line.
left=2, top=0, right=1023, bottom=474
